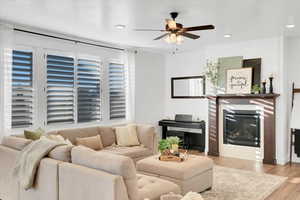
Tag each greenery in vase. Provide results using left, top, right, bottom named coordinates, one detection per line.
left=158, top=139, right=171, bottom=153
left=205, top=60, right=220, bottom=87
left=166, top=136, right=181, bottom=145
left=252, top=84, right=261, bottom=94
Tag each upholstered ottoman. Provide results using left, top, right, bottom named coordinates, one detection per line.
left=136, top=155, right=213, bottom=194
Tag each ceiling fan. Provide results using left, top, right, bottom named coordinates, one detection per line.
left=134, top=12, right=215, bottom=44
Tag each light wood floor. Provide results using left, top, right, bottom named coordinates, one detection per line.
left=191, top=152, right=300, bottom=200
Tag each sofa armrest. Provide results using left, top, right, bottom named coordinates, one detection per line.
left=136, top=124, right=158, bottom=154
left=20, top=158, right=63, bottom=200
left=59, top=162, right=129, bottom=200
left=0, top=145, right=19, bottom=200
left=2, top=136, right=32, bottom=151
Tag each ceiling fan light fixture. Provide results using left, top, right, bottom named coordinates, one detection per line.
left=165, top=35, right=171, bottom=43
left=170, top=33, right=177, bottom=43
left=176, top=35, right=184, bottom=44
left=168, top=20, right=177, bottom=29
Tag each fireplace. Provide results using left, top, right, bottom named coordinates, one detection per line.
left=223, top=110, right=261, bottom=148
left=208, top=94, right=279, bottom=165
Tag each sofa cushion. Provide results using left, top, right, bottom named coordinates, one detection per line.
left=97, top=126, right=116, bottom=147
left=137, top=174, right=180, bottom=200
left=136, top=124, right=156, bottom=151
left=49, top=127, right=100, bottom=144
left=115, top=125, right=140, bottom=147
left=1, top=136, right=32, bottom=151
left=24, top=127, right=45, bottom=140
left=76, top=135, right=103, bottom=150
left=102, top=145, right=152, bottom=159
left=71, top=146, right=139, bottom=200
left=48, top=145, right=74, bottom=162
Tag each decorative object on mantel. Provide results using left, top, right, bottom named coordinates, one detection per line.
left=242, top=58, right=262, bottom=87
left=205, top=60, right=220, bottom=94
left=218, top=56, right=243, bottom=91
left=262, top=80, right=267, bottom=94
left=269, top=74, right=274, bottom=94
left=226, top=67, right=253, bottom=94
left=251, top=84, right=261, bottom=94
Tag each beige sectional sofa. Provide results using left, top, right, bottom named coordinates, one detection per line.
left=0, top=124, right=181, bottom=200
left=48, top=124, right=158, bottom=162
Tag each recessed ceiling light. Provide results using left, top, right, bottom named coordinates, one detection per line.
left=115, top=24, right=126, bottom=30
left=286, top=24, right=295, bottom=29
left=286, top=16, right=296, bottom=29
left=224, top=34, right=232, bottom=38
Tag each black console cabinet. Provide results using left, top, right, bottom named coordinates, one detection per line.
left=158, top=120, right=206, bottom=152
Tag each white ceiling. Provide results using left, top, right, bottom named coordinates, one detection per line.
left=0, top=0, right=299, bottom=52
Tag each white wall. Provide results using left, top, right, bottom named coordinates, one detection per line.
left=135, top=51, right=165, bottom=133
left=164, top=49, right=208, bottom=120
left=164, top=37, right=290, bottom=164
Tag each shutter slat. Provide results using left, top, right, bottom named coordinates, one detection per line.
left=47, top=54, right=75, bottom=125
left=109, top=63, right=126, bottom=120
left=77, top=58, right=101, bottom=123
left=11, top=50, right=33, bottom=128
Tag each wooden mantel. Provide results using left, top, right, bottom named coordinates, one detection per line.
left=207, top=93, right=280, bottom=165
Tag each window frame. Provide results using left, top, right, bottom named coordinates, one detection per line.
left=108, top=59, right=127, bottom=121
left=76, top=54, right=103, bottom=125
left=11, top=45, right=36, bottom=131
left=10, top=45, right=130, bottom=133
left=44, top=49, right=76, bottom=128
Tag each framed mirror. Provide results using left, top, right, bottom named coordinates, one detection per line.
left=171, top=76, right=206, bottom=98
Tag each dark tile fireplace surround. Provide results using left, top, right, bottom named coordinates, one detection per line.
left=223, top=109, right=261, bottom=148
left=207, top=94, right=280, bottom=165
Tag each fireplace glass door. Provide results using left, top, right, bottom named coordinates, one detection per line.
left=223, top=110, right=261, bottom=147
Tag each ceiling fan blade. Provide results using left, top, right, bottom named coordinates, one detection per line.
left=154, top=33, right=169, bottom=40
left=180, top=32, right=200, bottom=39
left=182, top=25, right=215, bottom=32
left=134, top=29, right=166, bottom=32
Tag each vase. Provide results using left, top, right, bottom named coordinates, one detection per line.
left=171, top=144, right=179, bottom=153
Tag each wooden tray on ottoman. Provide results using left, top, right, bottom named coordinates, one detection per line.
left=159, top=155, right=184, bottom=162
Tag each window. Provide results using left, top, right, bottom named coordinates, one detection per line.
left=46, top=54, right=75, bottom=125
left=77, top=58, right=101, bottom=123
left=109, top=63, right=126, bottom=119
left=10, top=47, right=129, bottom=129
left=11, top=50, right=33, bottom=128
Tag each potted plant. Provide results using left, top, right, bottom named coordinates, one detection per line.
left=205, top=60, right=219, bottom=94
left=166, top=136, right=181, bottom=153
left=252, top=84, right=261, bottom=94
left=158, top=139, right=171, bottom=155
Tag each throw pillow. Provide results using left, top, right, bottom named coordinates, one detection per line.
left=46, top=135, right=73, bottom=145
left=115, top=124, right=140, bottom=147
left=76, top=135, right=103, bottom=150
left=24, top=127, right=45, bottom=140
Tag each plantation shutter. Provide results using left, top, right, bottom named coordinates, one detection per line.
left=77, top=59, right=101, bottom=122
left=46, top=54, right=75, bottom=124
left=11, top=50, right=33, bottom=128
left=109, top=63, right=126, bottom=119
